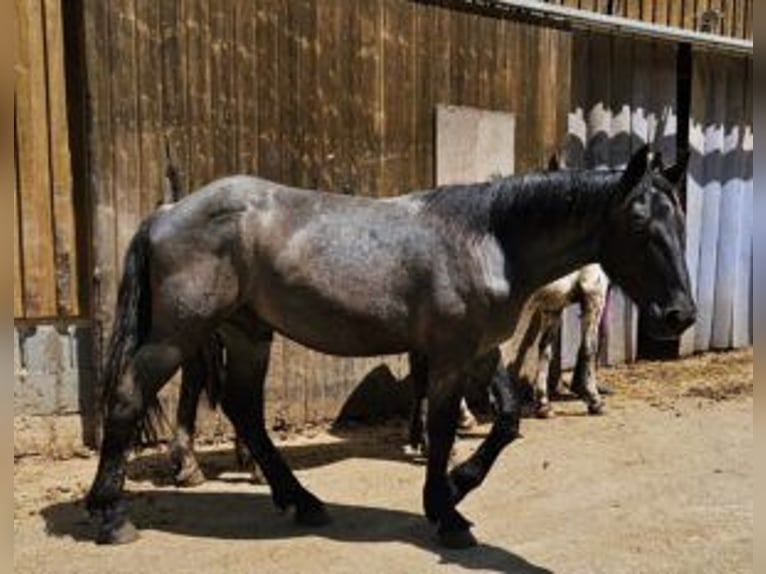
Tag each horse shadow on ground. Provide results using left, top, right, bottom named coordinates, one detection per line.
left=124, top=420, right=427, bottom=487
left=41, top=491, right=552, bottom=573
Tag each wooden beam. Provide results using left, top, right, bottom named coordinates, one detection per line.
left=15, top=0, right=57, bottom=318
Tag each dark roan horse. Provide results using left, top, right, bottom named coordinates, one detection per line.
left=86, top=145, right=695, bottom=549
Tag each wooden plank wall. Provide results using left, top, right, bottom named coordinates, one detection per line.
left=80, top=0, right=572, bottom=428
left=565, top=32, right=678, bottom=367
left=680, top=51, right=752, bottom=354
left=14, top=0, right=80, bottom=320
left=548, top=0, right=753, bottom=39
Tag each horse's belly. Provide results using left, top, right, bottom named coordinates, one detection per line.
left=251, top=281, right=412, bottom=357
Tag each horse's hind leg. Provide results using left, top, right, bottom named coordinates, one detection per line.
left=571, top=288, right=607, bottom=415
left=219, top=316, right=329, bottom=526
left=408, top=352, right=429, bottom=452
left=169, top=352, right=207, bottom=487
left=534, top=311, right=562, bottom=418
left=86, top=341, right=184, bottom=544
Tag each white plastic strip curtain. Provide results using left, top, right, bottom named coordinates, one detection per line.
left=563, top=33, right=678, bottom=368
left=680, top=52, right=753, bottom=354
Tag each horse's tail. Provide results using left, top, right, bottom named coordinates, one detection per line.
left=100, top=216, right=160, bottom=444
left=200, top=332, right=226, bottom=409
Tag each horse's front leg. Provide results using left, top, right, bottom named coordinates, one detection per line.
left=448, top=353, right=522, bottom=508
left=422, top=368, right=476, bottom=548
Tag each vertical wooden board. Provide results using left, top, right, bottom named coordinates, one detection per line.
left=744, top=0, right=752, bottom=39
left=650, top=42, right=678, bottom=160
left=462, top=13, right=480, bottom=109
left=642, top=0, right=655, bottom=22
left=732, top=161, right=752, bottom=346
left=537, top=27, right=558, bottom=165
left=627, top=0, right=642, bottom=20
left=668, top=0, right=684, bottom=28
left=680, top=52, right=708, bottom=355
left=187, top=0, right=213, bottom=188
left=233, top=0, right=256, bottom=174
left=476, top=12, right=494, bottom=110
left=431, top=5, right=451, bottom=111
left=694, top=63, right=726, bottom=352
left=135, top=0, right=163, bottom=212
left=732, top=67, right=753, bottom=346
left=14, top=148, right=24, bottom=318
left=515, top=27, right=539, bottom=173
left=15, top=0, right=57, bottom=318
left=43, top=0, right=79, bottom=317
left=291, top=0, right=318, bottom=188
left=711, top=58, right=744, bottom=349
left=412, top=2, right=434, bottom=191
left=555, top=31, right=573, bottom=149
left=160, top=0, right=189, bottom=195
left=255, top=0, right=281, bottom=182
left=630, top=41, right=651, bottom=148
left=209, top=0, right=228, bottom=178
left=610, top=36, right=633, bottom=166
left=682, top=0, right=696, bottom=30
left=380, top=0, right=414, bottom=197
left=338, top=1, right=361, bottom=191
left=567, top=33, right=589, bottom=168
left=490, top=17, right=506, bottom=112
left=279, top=0, right=300, bottom=187
left=657, top=0, right=670, bottom=24
left=110, top=0, right=143, bottom=268
left=315, top=0, right=342, bottom=191
left=733, top=0, right=746, bottom=38
left=586, top=34, right=612, bottom=169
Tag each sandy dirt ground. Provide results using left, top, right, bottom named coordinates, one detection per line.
left=14, top=350, right=752, bottom=574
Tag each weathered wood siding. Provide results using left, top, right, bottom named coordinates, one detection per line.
left=78, top=0, right=572, bottom=427
left=548, top=0, right=752, bottom=39
left=14, top=0, right=81, bottom=320
left=681, top=51, right=752, bottom=354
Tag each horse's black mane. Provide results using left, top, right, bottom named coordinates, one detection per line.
left=419, top=169, right=624, bottom=241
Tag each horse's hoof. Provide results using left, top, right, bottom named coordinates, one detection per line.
left=588, top=402, right=605, bottom=416
left=295, top=503, right=332, bottom=527
left=438, top=528, right=478, bottom=549
left=457, top=412, right=477, bottom=431
left=535, top=405, right=554, bottom=419
left=96, top=518, right=139, bottom=545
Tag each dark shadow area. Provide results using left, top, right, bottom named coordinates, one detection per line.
left=126, top=421, right=420, bottom=487
left=41, top=491, right=552, bottom=573
left=335, top=364, right=414, bottom=422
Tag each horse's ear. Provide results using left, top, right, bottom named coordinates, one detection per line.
left=622, top=145, right=650, bottom=188
left=547, top=154, right=560, bottom=171
left=663, top=148, right=690, bottom=186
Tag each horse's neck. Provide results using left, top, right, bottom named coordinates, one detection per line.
left=493, top=173, right=620, bottom=293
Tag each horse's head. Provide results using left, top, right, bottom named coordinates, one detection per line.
left=601, top=145, right=696, bottom=340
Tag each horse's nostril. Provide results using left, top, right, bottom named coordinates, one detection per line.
left=665, top=308, right=695, bottom=331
